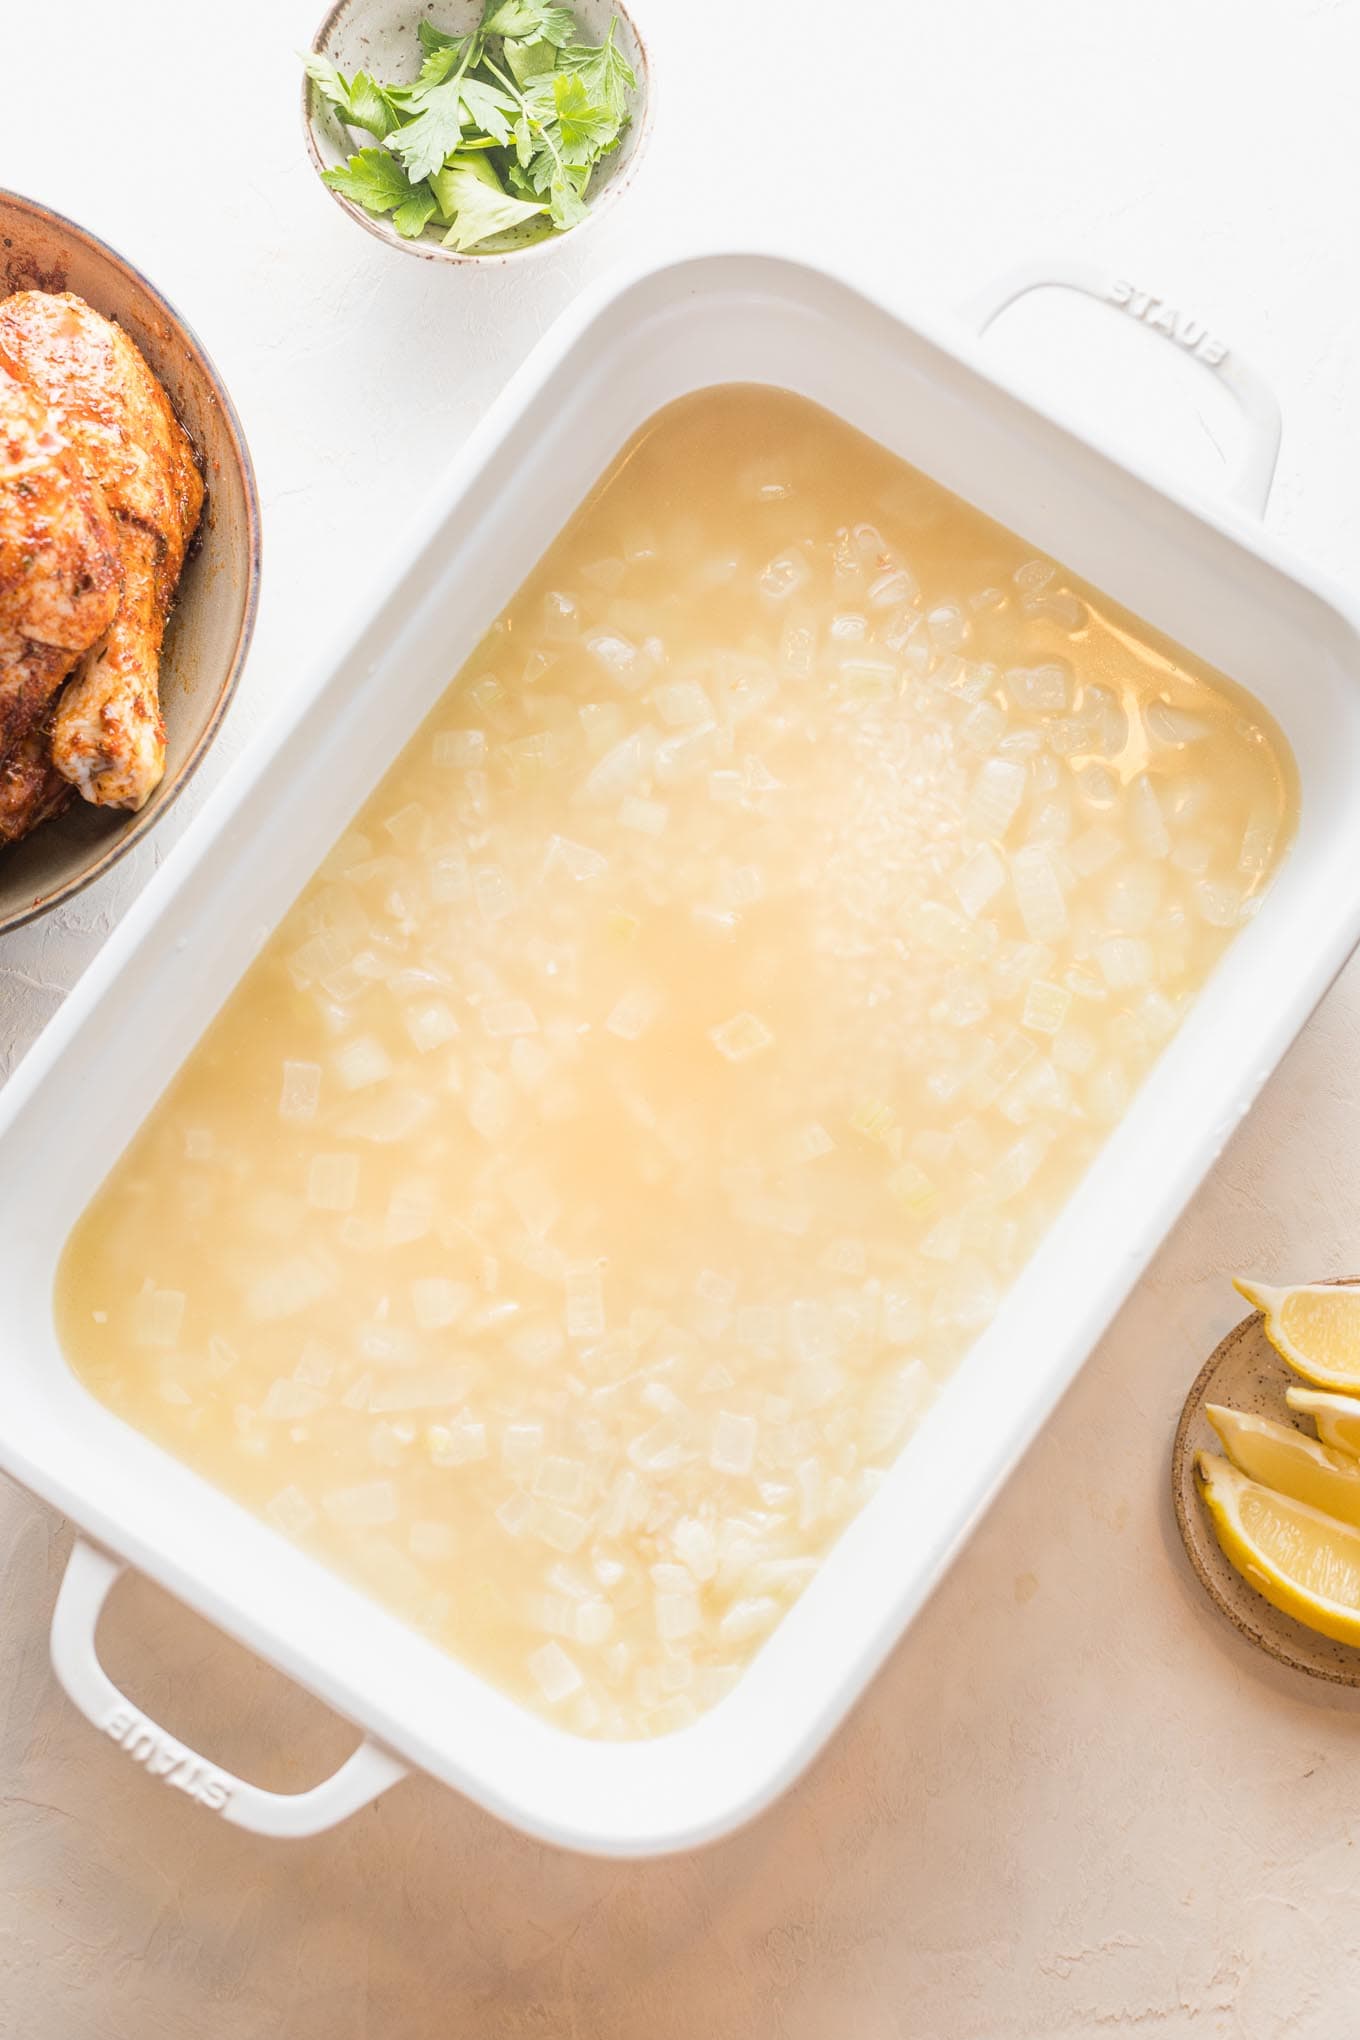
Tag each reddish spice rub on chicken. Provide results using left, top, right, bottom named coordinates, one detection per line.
left=0, top=344, right=122, bottom=843
left=0, top=291, right=205, bottom=817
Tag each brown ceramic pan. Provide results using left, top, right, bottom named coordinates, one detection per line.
left=0, top=189, right=260, bottom=935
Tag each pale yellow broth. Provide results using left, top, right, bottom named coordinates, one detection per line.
left=57, top=386, right=1293, bottom=1738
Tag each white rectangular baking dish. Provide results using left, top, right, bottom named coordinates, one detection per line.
left=3, top=251, right=1360, bottom=1856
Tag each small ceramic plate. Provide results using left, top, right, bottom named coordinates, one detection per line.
left=1172, top=1288, right=1360, bottom=1685
left=0, top=189, right=260, bottom=934
left=302, top=0, right=652, bottom=264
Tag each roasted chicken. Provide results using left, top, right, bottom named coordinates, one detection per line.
left=0, top=345, right=122, bottom=842
left=0, top=291, right=205, bottom=813
left=0, top=725, right=73, bottom=845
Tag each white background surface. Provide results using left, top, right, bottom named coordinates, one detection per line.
left=3, top=0, right=1360, bottom=2032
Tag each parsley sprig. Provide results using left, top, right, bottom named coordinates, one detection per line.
left=306, top=0, right=637, bottom=253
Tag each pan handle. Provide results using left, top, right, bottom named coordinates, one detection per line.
left=961, top=258, right=1282, bottom=518
left=50, top=1539, right=408, bottom=1838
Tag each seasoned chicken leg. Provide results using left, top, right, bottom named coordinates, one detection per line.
left=0, top=723, right=71, bottom=845
left=0, top=347, right=121, bottom=770
left=0, top=292, right=204, bottom=811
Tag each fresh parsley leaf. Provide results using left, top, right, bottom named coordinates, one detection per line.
left=483, top=0, right=576, bottom=47
left=521, top=67, right=560, bottom=117
left=560, top=24, right=635, bottom=122
left=346, top=70, right=401, bottom=138
left=431, top=149, right=499, bottom=218
left=389, top=79, right=465, bottom=180
left=437, top=157, right=546, bottom=250
left=547, top=162, right=590, bottom=229
left=407, top=41, right=463, bottom=95
left=305, top=8, right=634, bottom=247
left=551, top=71, right=618, bottom=166
left=504, top=33, right=558, bottom=86
left=522, top=144, right=556, bottom=197
left=392, top=181, right=440, bottom=237
left=305, top=55, right=400, bottom=138
left=459, top=76, right=517, bottom=144
left=305, top=53, right=352, bottom=112
left=320, top=147, right=416, bottom=215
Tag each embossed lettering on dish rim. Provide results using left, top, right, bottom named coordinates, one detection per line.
left=1107, top=279, right=1229, bottom=366
left=101, top=1701, right=232, bottom=1811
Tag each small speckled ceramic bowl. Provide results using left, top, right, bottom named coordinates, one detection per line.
left=0, top=189, right=260, bottom=936
left=303, top=0, right=651, bottom=264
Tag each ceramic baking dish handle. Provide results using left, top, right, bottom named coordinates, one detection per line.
left=50, top=1540, right=408, bottom=1836
left=963, top=258, right=1282, bottom=517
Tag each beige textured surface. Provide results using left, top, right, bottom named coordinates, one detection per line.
left=5, top=0, right=1360, bottom=2033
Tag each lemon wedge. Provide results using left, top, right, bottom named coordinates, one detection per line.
left=1197, top=1452, right=1360, bottom=1645
left=1234, top=1278, right=1360, bottom=1391
left=1284, top=1384, right=1360, bottom=1458
left=1206, top=1403, right=1360, bottom=1529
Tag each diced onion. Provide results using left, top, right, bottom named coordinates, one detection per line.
left=266, top=1486, right=316, bottom=1535
left=130, top=1283, right=185, bottom=1349
left=718, top=1596, right=779, bottom=1644
left=1021, top=979, right=1071, bottom=1035
left=709, top=1410, right=758, bottom=1474
left=967, top=758, right=1027, bottom=839
left=428, top=1418, right=488, bottom=1466
left=334, top=1036, right=392, bottom=1092
left=322, top=1480, right=398, bottom=1529
left=708, top=1013, right=774, bottom=1062
left=260, top=1376, right=329, bottom=1420
left=952, top=844, right=1006, bottom=919
left=403, top=1002, right=458, bottom=1053
left=606, top=987, right=660, bottom=1042
left=528, top=1641, right=584, bottom=1703
left=1010, top=847, right=1069, bottom=943
left=278, top=1061, right=321, bottom=1123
